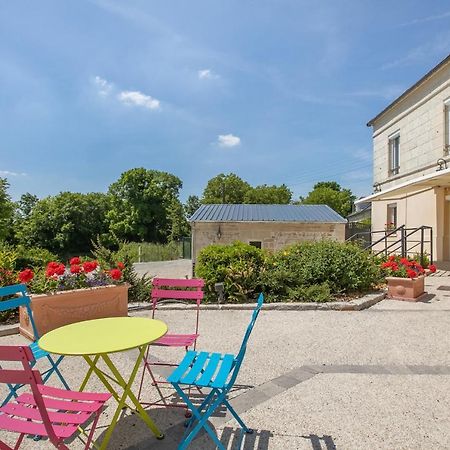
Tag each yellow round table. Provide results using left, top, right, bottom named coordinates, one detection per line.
left=39, top=317, right=168, bottom=449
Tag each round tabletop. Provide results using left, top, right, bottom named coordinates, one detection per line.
left=38, top=317, right=168, bottom=356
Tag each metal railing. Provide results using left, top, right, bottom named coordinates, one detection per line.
left=347, top=225, right=433, bottom=264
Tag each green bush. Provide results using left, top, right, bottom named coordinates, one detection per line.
left=14, top=246, right=58, bottom=270
left=195, top=241, right=266, bottom=303
left=91, top=238, right=152, bottom=303
left=261, top=240, right=381, bottom=302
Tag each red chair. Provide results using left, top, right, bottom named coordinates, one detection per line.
left=0, top=345, right=111, bottom=449
left=138, top=277, right=204, bottom=411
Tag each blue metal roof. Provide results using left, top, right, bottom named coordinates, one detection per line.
left=189, top=204, right=346, bottom=223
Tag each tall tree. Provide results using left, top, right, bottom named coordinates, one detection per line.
left=16, top=193, right=39, bottom=219
left=202, top=173, right=251, bottom=204
left=244, top=184, right=292, bottom=204
left=300, top=181, right=355, bottom=217
left=0, top=178, right=14, bottom=241
left=18, top=192, right=110, bottom=256
left=184, top=195, right=201, bottom=218
left=107, top=168, right=183, bottom=242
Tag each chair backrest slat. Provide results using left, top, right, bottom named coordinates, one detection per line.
left=0, top=345, right=34, bottom=362
left=0, top=284, right=39, bottom=339
left=153, top=278, right=204, bottom=288
left=0, top=345, right=57, bottom=441
left=151, top=277, right=205, bottom=340
left=151, top=289, right=203, bottom=301
left=226, top=293, right=264, bottom=388
left=0, top=369, right=39, bottom=385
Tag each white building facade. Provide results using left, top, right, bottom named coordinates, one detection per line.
left=359, top=54, right=450, bottom=263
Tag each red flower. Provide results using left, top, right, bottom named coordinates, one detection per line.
left=70, top=264, right=81, bottom=274
left=400, top=258, right=411, bottom=266
left=82, top=261, right=98, bottom=273
left=18, top=268, right=34, bottom=283
left=388, top=255, right=396, bottom=262
left=406, top=269, right=417, bottom=279
left=429, top=264, right=437, bottom=273
left=109, top=268, right=122, bottom=280
left=70, top=256, right=81, bottom=265
left=116, top=262, right=125, bottom=270
left=54, top=263, right=66, bottom=276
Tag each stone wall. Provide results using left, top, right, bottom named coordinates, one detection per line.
left=191, top=221, right=345, bottom=261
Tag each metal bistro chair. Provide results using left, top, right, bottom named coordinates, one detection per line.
left=168, top=293, right=264, bottom=450
left=0, top=345, right=111, bottom=449
left=138, top=277, right=204, bottom=411
left=0, top=284, right=70, bottom=406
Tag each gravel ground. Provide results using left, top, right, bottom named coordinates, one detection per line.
left=0, top=276, right=449, bottom=449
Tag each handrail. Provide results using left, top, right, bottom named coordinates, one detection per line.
left=347, top=225, right=433, bottom=264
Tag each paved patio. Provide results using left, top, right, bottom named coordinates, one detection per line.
left=0, top=276, right=449, bottom=449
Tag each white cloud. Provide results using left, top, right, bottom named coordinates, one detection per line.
left=400, top=11, right=450, bottom=27
left=0, top=170, right=27, bottom=177
left=117, top=90, right=160, bottom=110
left=93, top=76, right=113, bottom=96
left=217, top=134, right=241, bottom=148
left=198, top=69, right=218, bottom=80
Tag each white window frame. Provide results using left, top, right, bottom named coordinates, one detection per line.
left=388, top=131, right=400, bottom=176
left=386, top=203, right=397, bottom=230
left=445, top=98, right=450, bottom=152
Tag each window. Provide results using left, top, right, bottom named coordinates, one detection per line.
left=386, top=203, right=397, bottom=230
left=388, top=133, right=400, bottom=175
left=445, top=99, right=450, bottom=151
left=249, top=241, right=262, bottom=249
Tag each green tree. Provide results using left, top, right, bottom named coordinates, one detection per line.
left=184, top=195, right=201, bottom=218
left=202, top=173, right=251, bottom=204
left=0, top=178, right=14, bottom=241
left=18, top=192, right=110, bottom=257
left=300, top=181, right=355, bottom=217
left=107, top=168, right=183, bottom=243
left=16, top=193, right=38, bottom=219
left=244, top=184, right=292, bottom=204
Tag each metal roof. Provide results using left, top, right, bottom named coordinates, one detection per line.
left=189, top=204, right=346, bottom=223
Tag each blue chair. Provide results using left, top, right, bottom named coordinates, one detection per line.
left=168, top=293, right=264, bottom=450
left=0, top=284, right=70, bottom=406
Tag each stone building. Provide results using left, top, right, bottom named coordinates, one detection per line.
left=357, top=53, right=450, bottom=263
left=190, top=204, right=346, bottom=262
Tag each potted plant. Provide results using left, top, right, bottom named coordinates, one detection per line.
left=17, top=257, right=129, bottom=339
left=380, top=256, right=436, bottom=302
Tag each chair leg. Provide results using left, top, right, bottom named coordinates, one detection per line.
left=222, top=398, right=252, bottom=433
left=173, top=384, right=225, bottom=450
left=43, top=355, right=70, bottom=390
left=84, top=409, right=102, bottom=450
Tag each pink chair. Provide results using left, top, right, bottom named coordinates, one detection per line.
left=0, top=345, right=111, bottom=450
left=138, top=277, right=204, bottom=411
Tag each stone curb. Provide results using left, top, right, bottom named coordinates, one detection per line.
left=0, top=291, right=385, bottom=336
left=128, top=291, right=386, bottom=312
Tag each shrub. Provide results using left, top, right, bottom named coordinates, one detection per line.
left=91, top=238, right=152, bottom=302
left=261, top=240, right=381, bottom=302
left=195, top=241, right=266, bottom=303
left=14, top=246, right=58, bottom=270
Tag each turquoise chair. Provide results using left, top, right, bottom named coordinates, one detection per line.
left=0, top=284, right=70, bottom=406
left=168, top=293, right=264, bottom=449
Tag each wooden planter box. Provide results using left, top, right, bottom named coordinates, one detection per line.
left=19, top=284, right=129, bottom=340
left=386, top=276, right=425, bottom=302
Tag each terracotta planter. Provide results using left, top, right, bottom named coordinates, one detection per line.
left=19, top=284, right=129, bottom=340
left=386, top=276, right=425, bottom=302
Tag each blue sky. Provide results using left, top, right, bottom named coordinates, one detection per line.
left=1, top=1, right=450, bottom=202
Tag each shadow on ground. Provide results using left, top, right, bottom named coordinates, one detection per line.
left=303, top=434, right=337, bottom=450
left=93, top=407, right=273, bottom=449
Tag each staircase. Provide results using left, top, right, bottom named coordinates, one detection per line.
left=347, top=225, right=433, bottom=264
